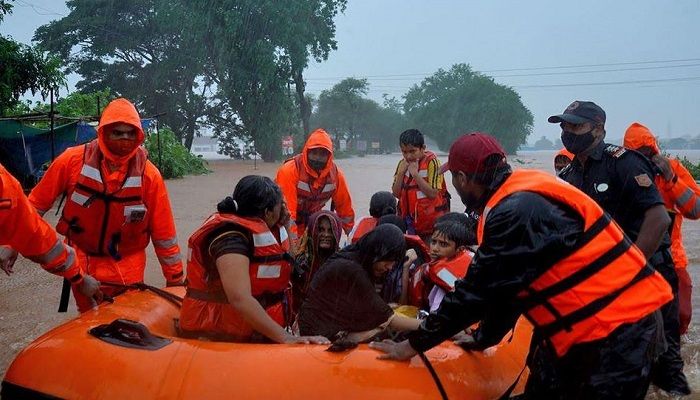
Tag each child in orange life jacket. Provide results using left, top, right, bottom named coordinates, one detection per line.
left=392, top=129, right=449, bottom=241
left=411, top=214, right=476, bottom=312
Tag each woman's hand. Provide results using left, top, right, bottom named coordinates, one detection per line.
left=403, top=249, right=418, bottom=269
left=369, top=339, right=418, bottom=360
left=278, top=199, right=292, bottom=229
left=283, top=334, right=330, bottom=345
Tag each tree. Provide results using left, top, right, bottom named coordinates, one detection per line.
left=34, top=0, right=212, bottom=150
left=533, top=136, right=554, bottom=150
left=313, top=78, right=369, bottom=145
left=0, top=1, right=65, bottom=116
left=278, top=0, right=347, bottom=134
left=195, top=0, right=345, bottom=161
left=28, top=89, right=113, bottom=118
left=403, top=64, right=533, bottom=154
left=311, top=78, right=409, bottom=151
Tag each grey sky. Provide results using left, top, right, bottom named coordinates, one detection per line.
left=3, top=0, right=699, bottom=145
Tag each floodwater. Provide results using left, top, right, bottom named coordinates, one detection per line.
left=1, top=149, right=699, bottom=399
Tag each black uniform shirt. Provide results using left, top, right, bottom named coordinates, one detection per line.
left=408, top=189, right=584, bottom=352
left=558, top=141, right=667, bottom=247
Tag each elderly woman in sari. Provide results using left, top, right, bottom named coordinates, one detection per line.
left=292, top=210, right=343, bottom=311
left=298, top=224, right=421, bottom=343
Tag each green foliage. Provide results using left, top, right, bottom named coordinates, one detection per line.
left=0, top=0, right=12, bottom=22
left=34, top=0, right=212, bottom=150
left=195, top=0, right=346, bottom=161
left=35, top=0, right=346, bottom=159
left=28, top=89, right=114, bottom=118
left=678, top=157, right=700, bottom=180
left=311, top=78, right=409, bottom=152
left=403, top=64, right=533, bottom=154
left=144, top=126, right=210, bottom=179
left=0, top=34, right=65, bottom=116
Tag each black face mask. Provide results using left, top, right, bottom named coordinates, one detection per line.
left=561, top=129, right=595, bottom=154
left=308, top=159, right=327, bottom=171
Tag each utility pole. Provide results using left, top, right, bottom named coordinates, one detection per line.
left=50, top=87, right=55, bottom=161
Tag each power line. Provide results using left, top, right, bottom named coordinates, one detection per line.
left=305, top=62, right=700, bottom=82
left=305, top=57, right=700, bottom=80
left=514, top=75, right=700, bottom=89
left=13, top=0, right=64, bottom=17
left=304, top=75, right=700, bottom=92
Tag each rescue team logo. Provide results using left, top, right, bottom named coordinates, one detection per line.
left=634, top=174, right=653, bottom=187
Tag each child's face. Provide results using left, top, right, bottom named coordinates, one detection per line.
left=400, top=143, right=426, bottom=163
left=430, top=231, right=458, bottom=260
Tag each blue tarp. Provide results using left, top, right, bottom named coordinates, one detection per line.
left=0, top=118, right=155, bottom=188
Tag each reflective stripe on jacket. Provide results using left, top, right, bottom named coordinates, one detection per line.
left=398, top=151, right=449, bottom=235
left=180, top=213, right=292, bottom=340
left=0, top=164, right=83, bottom=281
left=477, top=169, right=672, bottom=356
left=426, top=250, right=473, bottom=292
left=56, top=140, right=149, bottom=258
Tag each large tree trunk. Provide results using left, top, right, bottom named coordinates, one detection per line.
left=293, top=70, right=310, bottom=134
left=183, top=122, right=196, bottom=151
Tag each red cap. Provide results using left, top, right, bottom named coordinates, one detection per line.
left=439, top=132, right=506, bottom=175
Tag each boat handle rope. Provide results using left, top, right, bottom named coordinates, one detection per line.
left=100, top=282, right=184, bottom=308
left=417, top=351, right=449, bottom=400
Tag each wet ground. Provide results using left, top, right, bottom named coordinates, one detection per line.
left=1, top=150, right=699, bottom=398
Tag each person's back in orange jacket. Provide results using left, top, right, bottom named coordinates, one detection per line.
left=27, top=98, right=184, bottom=312
left=624, top=122, right=700, bottom=334
left=275, top=129, right=355, bottom=236
left=0, top=163, right=103, bottom=306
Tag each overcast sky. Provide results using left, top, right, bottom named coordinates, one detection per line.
left=3, top=0, right=699, bottom=144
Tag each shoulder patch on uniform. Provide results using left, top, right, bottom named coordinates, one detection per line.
left=634, top=173, right=652, bottom=187
left=604, top=144, right=627, bottom=158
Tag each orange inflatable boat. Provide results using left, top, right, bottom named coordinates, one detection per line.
left=2, top=287, right=532, bottom=399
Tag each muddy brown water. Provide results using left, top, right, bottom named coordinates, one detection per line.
left=1, top=151, right=699, bottom=399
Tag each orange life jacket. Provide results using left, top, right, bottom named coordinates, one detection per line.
left=348, top=216, right=377, bottom=244
left=405, top=234, right=432, bottom=308
left=477, top=169, right=672, bottom=357
left=398, top=151, right=449, bottom=235
left=56, top=141, right=149, bottom=259
left=180, top=213, right=293, bottom=341
left=426, top=250, right=473, bottom=292
left=293, top=155, right=339, bottom=226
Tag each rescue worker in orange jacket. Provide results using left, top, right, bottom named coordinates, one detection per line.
left=20, top=98, right=184, bottom=313
left=179, top=175, right=329, bottom=344
left=0, top=163, right=103, bottom=305
left=347, top=191, right=397, bottom=244
left=275, top=129, right=355, bottom=237
left=624, top=122, right=700, bottom=335
left=554, top=148, right=574, bottom=174
left=392, top=129, right=450, bottom=240
left=372, top=133, right=672, bottom=400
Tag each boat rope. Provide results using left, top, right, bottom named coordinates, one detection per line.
left=100, top=282, right=184, bottom=308
left=418, top=351, right=449, bottom=400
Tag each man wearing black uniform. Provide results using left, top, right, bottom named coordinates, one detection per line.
left=370, top=132, right=672, bottom=399
left=552, top=101, right=690, bottom=396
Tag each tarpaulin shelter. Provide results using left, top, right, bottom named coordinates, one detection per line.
left=0, top=120, right=96, bottom=188
left=0, top=118, right=155, bottom=188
